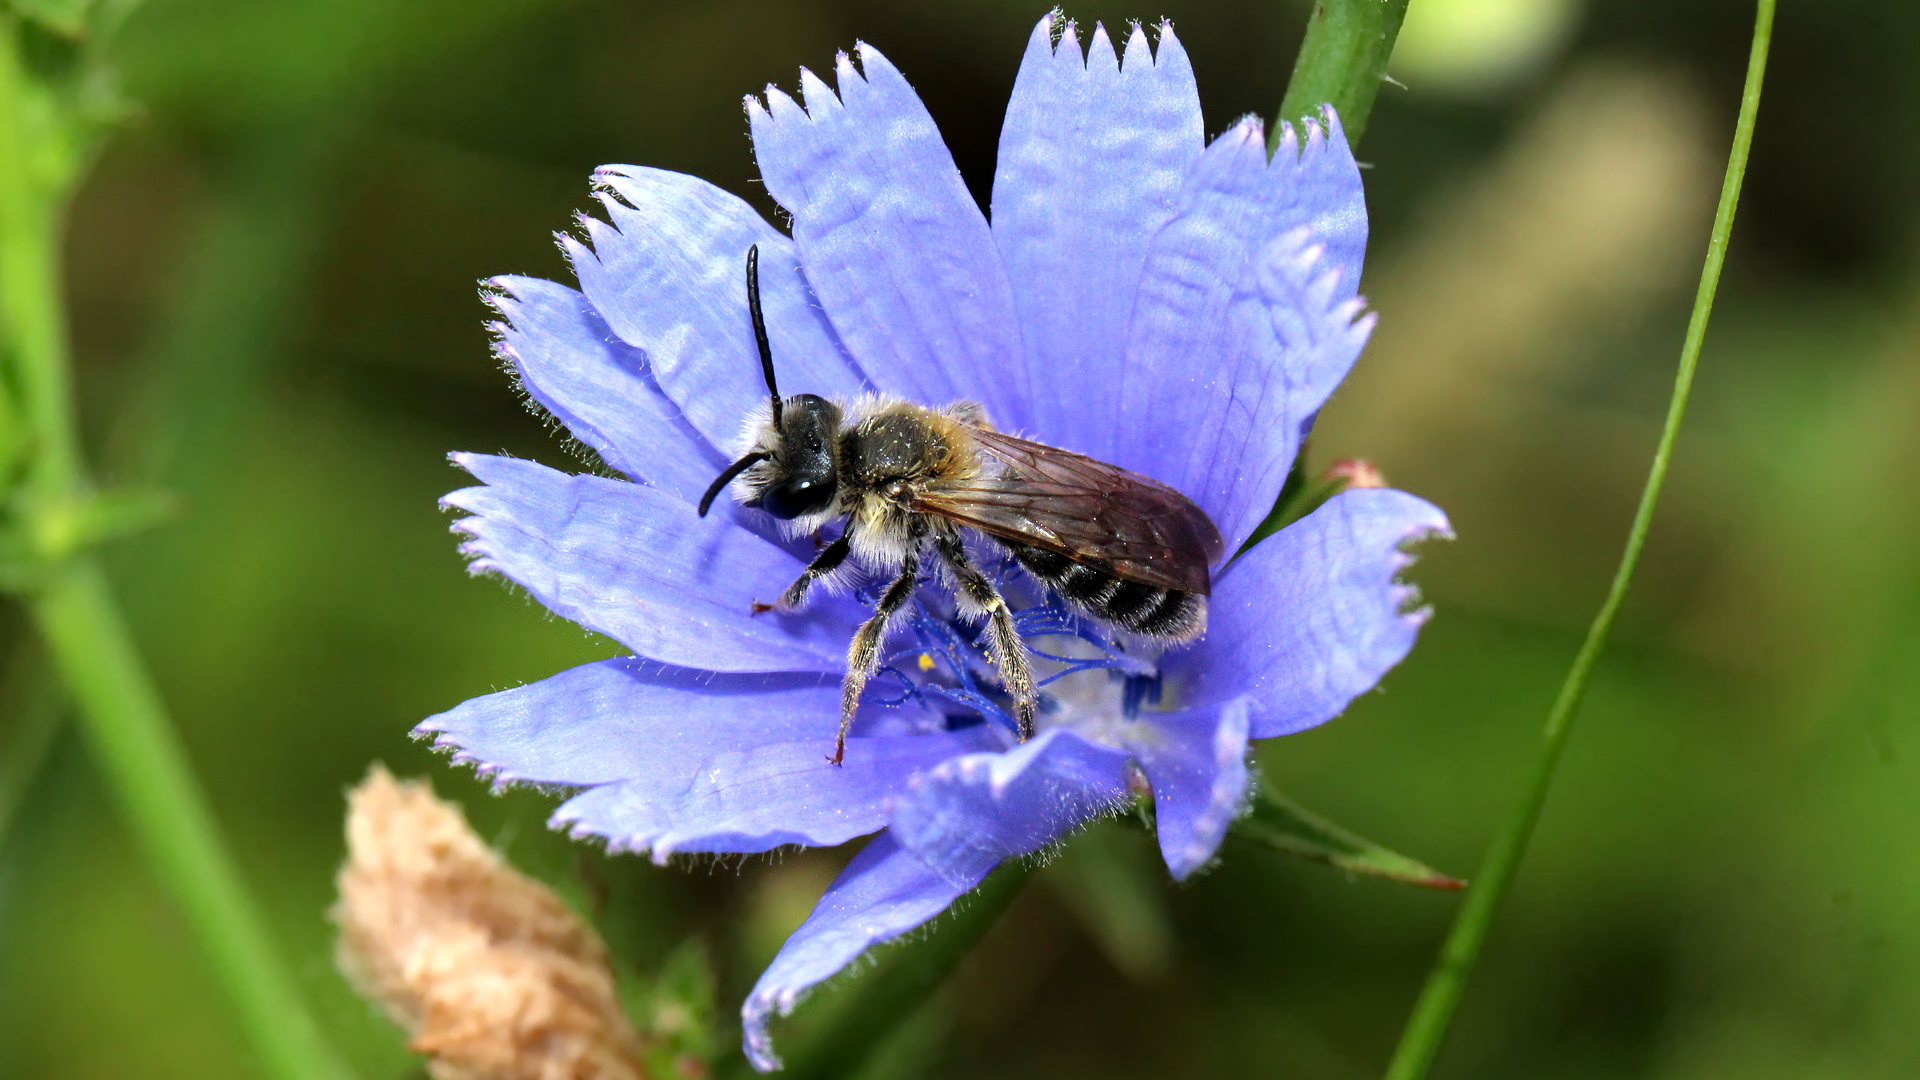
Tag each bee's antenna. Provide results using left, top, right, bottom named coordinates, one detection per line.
left=746, top=245, right=782, bottom=429
left=698, top=451, right=768, bottom=518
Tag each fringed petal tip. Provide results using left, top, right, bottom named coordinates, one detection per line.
left=1024, top=9, right=1185, bottom=68
left=742, top=988, right=794, bottom=1073
left=547, top=804, right=668, bottom=863
left=407, top=723, right=549, bottom=796
left=544, top=812, right=821, bottom=870
left=1361, top=499, right=1452, bottom=640
left=1220, top=112, right=1267, bottom=149
left=1205, top=105, right=1349, bottom=165
left=739, top=833, right=991, bottom=1073
left=1387, top=512, right=1455, bottom=625
left=1183, top=489, right=1450, bottom=739
left=587, top=163, right=643, bottom=195
left=1271, top=103, right=1349, bottom=160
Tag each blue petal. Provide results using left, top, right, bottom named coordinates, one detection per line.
left=416, top=659, right=839, bottom=786
left=991, top=15, right=1202, bottom=451
left=443, top=453, right=863, bottom=672
left=748, top=45, right=1032, bottom=432
left=486, top=276, right=721, bottom=502
left=1108, top=108, right=1370, bottom=552
left=569, top=166, right=869, bottom=452
left=1124, top=697, right=1253, bottom=880
left=742, top=832, right=990, bottom=1073
left=888, top=727, right=1133, bottom=883
left=553, top=728, right=993, bottom=862
left=1174, top=488, right=1450, bottom=739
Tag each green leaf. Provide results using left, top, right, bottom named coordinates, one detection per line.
left=639, top=938, right=720, bottom=1080
left=1235, top=783, right=1465, bottom=891
left=58, top=486, right=178, bottom=548
left=6, top=0, right=94, bottom=40
left=16, top=486, right=177, bottom=566
left=0, top=487, right=177, bottom=591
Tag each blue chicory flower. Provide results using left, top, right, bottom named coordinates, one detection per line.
left=417, top=13, right=1449, bottom=1071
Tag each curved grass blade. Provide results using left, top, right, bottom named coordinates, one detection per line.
left=1380, top=3, right=1779, bottom=1076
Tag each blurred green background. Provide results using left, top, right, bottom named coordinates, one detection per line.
left=3, top=0, right=1918, bottom=1077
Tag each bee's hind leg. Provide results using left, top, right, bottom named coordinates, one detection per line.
left=833, top=539, right=921, bottom=766
left=934, top=533, right=1035, bottom=742
left=762, top=531, right=851, bottom=613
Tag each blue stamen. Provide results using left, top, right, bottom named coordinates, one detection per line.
left=1121, top=673, right=1164, bottom=719
left=862, top=585, right=1163, bottom=735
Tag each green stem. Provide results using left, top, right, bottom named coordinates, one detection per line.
left=1274, top=0, right=1411, bottom=151
left=29, top=564, right=354, bottom=1080
left=0, top=20, right=353, bottom=1080
left=0, top=28, right=78, bottom=497
left=1379, top=3, right=1777, bottom=1078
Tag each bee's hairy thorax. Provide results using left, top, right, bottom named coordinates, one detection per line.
left=833, top=400, right=981, bottom=562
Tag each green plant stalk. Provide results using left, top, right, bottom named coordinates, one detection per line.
left=1273, top=0, right=1410, bottom=151
left=1248, top=0, right=1410, bottom=539
left=30, top=565, right=354, bottom=1080
left=0, top=33, right=78, bottom=498
left=0, top=23, right=353, bottom=1080
left=1379, top=3, right=1776, bottom=1078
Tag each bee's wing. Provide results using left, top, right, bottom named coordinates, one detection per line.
left=914, top=427, right=1225, bottom=595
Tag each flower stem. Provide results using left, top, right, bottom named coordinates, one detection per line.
left=29, top=564, right=355, bottom=1080
left=0, top=21, right=353, bottom=1080
left=1274, top=0, right=1411, bottom=151
left=1378, top=3, right=1776, bottom=1078
left=0, top=34, right=78, bottom=500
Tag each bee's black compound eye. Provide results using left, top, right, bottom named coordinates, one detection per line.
left=759, top=475, right=836, bottom=520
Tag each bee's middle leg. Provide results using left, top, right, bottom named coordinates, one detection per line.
left=763, top=532, right=851, bottom=613
left=833, top=542, right=920, bottom=766
left=934, top=533, right=1035, bottom=742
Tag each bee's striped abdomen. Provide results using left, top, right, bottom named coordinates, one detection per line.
left=1004, top=542, right=1206, bottom=642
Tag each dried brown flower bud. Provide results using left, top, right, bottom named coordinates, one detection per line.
left=333, top=765, right=648, bottom=1080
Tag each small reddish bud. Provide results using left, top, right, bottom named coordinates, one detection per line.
left=1321, top=459, right=1387, bottom=491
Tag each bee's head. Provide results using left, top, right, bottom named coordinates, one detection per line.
left=749, top=393, right=841, bottom=520
left=697, top=246, right=845, bottom=520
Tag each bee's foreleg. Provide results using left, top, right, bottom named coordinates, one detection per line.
left=776, top=531, right=852, bottom=611
left=833, top=541, right=921, bottom=766
left=935, top=533, right=1035, bottom=742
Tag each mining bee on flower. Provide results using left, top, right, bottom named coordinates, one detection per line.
left=700, top=247, right=1224, bottom=764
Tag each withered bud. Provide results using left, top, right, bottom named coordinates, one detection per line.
left=1321, top=459, right=1388, bottom=491
left=333, top=765, right=647, bottom=1080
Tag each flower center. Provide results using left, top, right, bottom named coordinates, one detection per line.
left=867, top=587, right=1165, bottom=739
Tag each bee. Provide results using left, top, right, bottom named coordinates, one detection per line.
left=700, top=246, right=1224, bottom=765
